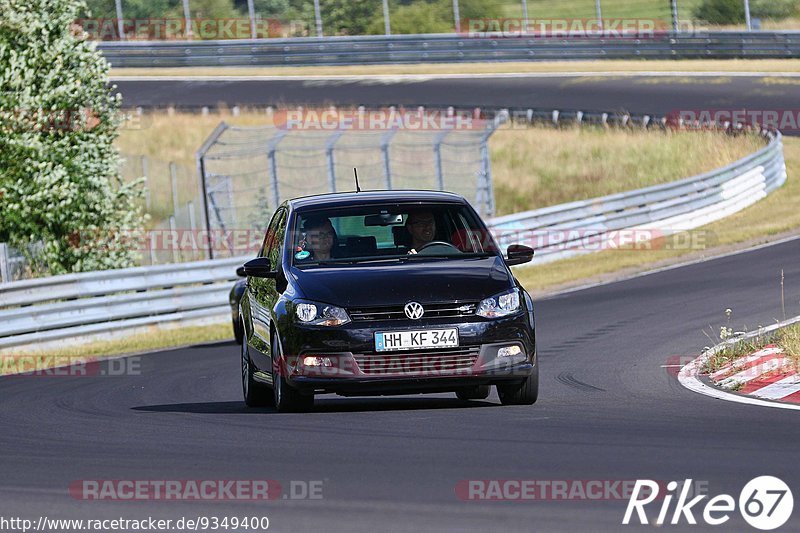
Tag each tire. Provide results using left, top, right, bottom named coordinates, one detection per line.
left=497, top=365, right=539, bottom=406
left=233, top=316, right=244, bottom=345
left=272, top=333, right=314, bottom=413
left=241, top=329, right=273, bottom=408
left=455, top=385, right=490, bottom=401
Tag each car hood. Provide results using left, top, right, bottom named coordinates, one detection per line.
left=289, top=256, right=513, bottom=308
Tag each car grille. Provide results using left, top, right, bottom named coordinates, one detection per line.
left=348, top=301, right=478, bottom=321
left=354, top=347, right=480, bottom=376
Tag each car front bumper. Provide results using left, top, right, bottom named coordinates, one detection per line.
left=276, top=313, right=536, bottom=396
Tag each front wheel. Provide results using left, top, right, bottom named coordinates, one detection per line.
left=497, top=365, right=539, bottom=405
left=272, top=334, right=314, bottom=413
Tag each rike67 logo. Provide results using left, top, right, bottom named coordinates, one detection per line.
left=623, top=477, right=793, bottom=530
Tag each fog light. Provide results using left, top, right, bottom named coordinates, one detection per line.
left=302, top=356, right=332, bottom=367
left=497, top=345, right=522, bottom=358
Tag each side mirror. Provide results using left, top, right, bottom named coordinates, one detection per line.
left=241, top=257, right=275, bottom=278
left=236, top=266, right=246, bottom=277
left=505, top=244, right=534, bottom=266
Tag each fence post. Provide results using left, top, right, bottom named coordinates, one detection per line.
left=195, top=121, right=230, bottom=260
left=141, top=155, right=151, bottom=213
left=0, top=243, right=9, bottom=283
left=170, top=162, right=180, bottom=219
left=744, top=0, right=752, bottom=31
left=670, top=0, right=679, bottom=32
left=182, top=0, right=192, bottom=39
left=433, top=130, right=451, bottom=191
left=380, top=129, right=397, bottom=189
left=382, top=0, right=391, bottom=35
left=114, top=0, right=126, bottom=40
left=247, top=0, right=257, bottom=38
left=521, top=0, right=528, bottom=32
left=188, top=201, right=197, bottom=260
left=266, top=130, right=288, bottom=209
left=595, top=0, right=604, bottom=32
left=452, top=0, right=461, bottom=33
left=169, top=216, right=180, bottom=263
left=325, top=131, right=344, bottom=193
left=313, top=0, right=323, bottom=37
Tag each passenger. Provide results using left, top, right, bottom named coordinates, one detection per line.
left=298, top=216, right=337, bottom=261
left=405, top=210, right=437, bottom=253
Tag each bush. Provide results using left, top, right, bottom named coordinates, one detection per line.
left=694, top=0, right=745, bottom=24
left=0, top=0, right=145, bottom=274
left=751, top=0, right=799, bottom=20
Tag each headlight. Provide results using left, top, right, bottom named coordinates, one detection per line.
left=476, top=288, right=521, bottom=319
left=294, top=301, right=351, bottom=326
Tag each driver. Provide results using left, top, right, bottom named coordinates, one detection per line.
left=297, top=216, right=337, bottom=261
left=406, top=209, right=437, bottom=254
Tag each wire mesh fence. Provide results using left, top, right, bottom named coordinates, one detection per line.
left=196, top=108, right=505, bottom=259
left=79, top=0, right=792, bottom=41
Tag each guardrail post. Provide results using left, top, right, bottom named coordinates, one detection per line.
left=0, top=243, right=9, bottom=283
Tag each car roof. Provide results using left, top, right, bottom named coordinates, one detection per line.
left=287, top=190, right=468, bottom=211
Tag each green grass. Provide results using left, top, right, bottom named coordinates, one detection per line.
left=702, top=322, right=800, bottom=375
left=491, top=125, right=762, bottom=214
left=513, top=137, right=798, bottom=294
left=116, top=111, right=762, bottom=227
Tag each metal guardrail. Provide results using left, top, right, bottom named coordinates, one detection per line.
left=0, top=130, right=787, bottom=350
left=97, top=31, right=800, bottom=67
left=0, top=257, right=244, bottom=349
left=490, top=131, right=786, bottom=264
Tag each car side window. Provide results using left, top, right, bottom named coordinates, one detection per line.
left=260, top=208, right=284, bottom=258
left=267, top=209, right=288, bottom=269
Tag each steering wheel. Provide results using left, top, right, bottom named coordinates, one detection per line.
left=417, top=241, right=461, bottom=255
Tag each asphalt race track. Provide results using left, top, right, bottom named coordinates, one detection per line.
left=113, top=75, right=800, bottom=118
left=2, top=237, right=799, bottom=532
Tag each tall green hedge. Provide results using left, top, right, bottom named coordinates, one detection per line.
left=0, top=0, right=145, bottom=274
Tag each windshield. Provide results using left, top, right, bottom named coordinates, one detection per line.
left=290, top=203, right=499, bottom=266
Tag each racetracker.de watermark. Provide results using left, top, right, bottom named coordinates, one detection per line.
left=668, top=109, right=800, bottom=133
left=0, top=355, right=141, bottom=377
left=69, top=479, right=323, bottom=501
left=461, top=18, right=707, bottom=38
left=272, top=109, right=487, bottom=131
left=72, top=18, right=302, bottom=40
left=70, top=228, right=717, bottom=256
left=456, top=479, right=708, bottom=501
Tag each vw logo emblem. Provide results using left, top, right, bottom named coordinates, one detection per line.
left=404, top=301, right=425, bottom=320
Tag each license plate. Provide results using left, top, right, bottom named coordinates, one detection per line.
left=375, top=328, right=459, bottom=352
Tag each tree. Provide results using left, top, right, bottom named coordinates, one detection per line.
left=0, top=0, right=145, bottom=274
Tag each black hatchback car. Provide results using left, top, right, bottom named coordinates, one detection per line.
left=236, top=190, right=538, bottom=412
